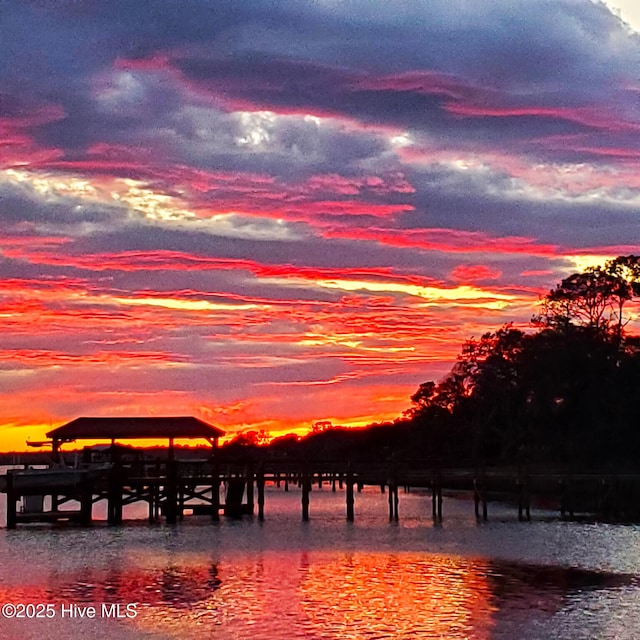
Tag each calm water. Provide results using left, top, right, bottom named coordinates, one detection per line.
left=1, top=483, right=640, bottom=639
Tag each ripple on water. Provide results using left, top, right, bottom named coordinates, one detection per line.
left=1, top=489, right=640, bottom=638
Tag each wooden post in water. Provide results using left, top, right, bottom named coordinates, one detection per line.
left=107, top=464, right=124, bottom=525
left=474, top=479, right=480, bottom=519
left=346, top=471, right=355, bottom=521
left=148, top=483, right=157, bottom=523
left=6, top=471, right=16, bottom=530
left=211, top=460, right=220, bottom=522
left=165, top=440, right=178, bottom=524
left=387, top=482, right=399, bottom=519
left=388, top=457, right=398, bottom=520
left=431, top=471, right=442, bottom=521
left=474, top=475, right=487, bottom=521
left=178, top=483, right=185, bottom=521
left=80, top=475, right=93, bottom=526
left=257, top=465, right=265, bottom=521
left=301, top=468, right=310, bottom=521
left=246, top=464, right=254, bottom=515
left=517, top=478, right=522, bottom=521
left=51, top=440, right=60, bottom=513
left=518, top=477, right=531, bottom=522
left=164, top=462, right=178, bottom=524
left=432, top=477, right=437, bottom=519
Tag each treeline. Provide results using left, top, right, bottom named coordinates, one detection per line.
left=405, top=255, right=640, bottom=470
left=226, top=256, right=640, bottom=472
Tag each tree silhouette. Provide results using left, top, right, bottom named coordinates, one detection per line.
left=408, top=256, right=640, bottom=470
left=604, top=255, right=640, bottom=343
left=534, top=257, right=640, bottom=342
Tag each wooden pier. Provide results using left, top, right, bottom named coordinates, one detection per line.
left=4, top=457, right=640, bottom=528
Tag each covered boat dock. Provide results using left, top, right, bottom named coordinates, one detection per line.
left=3, top=416, right=226, bottom=528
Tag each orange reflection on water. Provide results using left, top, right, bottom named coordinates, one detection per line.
left=298, top=552, right=496, bottom=639
left=0, top=550, right=498, bottom=639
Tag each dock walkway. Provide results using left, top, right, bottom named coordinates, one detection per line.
left=2, top=459, right=639, bottom=528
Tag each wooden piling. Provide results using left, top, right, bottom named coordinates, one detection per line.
left=393, top=484, right=399, bottom=520
left=164, top=459, right=178, bottom=525
left=211, top=462, right=220, bottom=522
left=257, top=467, right=265, bottom=521
left=302, top=472, right=310, bottom=521
left=246, top=465, right=255, bottom=515
left=224, top=478, right=246, bottom=516
left=346, top=472, right=355, bottom=521
left=178, top=484, right=185, bottom=521
left=518, top=478, right=530, bottom=522
left=474, top=477, right=487, bottom=521
left=6, top=471, right=16, bottom=530
left=432, top=479, right=437, bottom=519
left=148, top=483, right=157, bottom=523
left=388, top=483, right=395, bottom=520
left=80, top=477, right=93, bottom=526
left=107, top=465, right=124, bottom=525
left=431, top=475, right=443, bottom=520
left=474, top=481, right=480, bottom=519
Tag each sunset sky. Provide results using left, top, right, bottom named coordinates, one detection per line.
left=2, top=0, right=640, bottom=450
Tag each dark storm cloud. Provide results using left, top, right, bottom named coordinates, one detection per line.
left=3, top=0, right=638, bottom=167
left=403, top=163, right=640, bottom=247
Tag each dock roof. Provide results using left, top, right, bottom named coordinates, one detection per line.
left=46, top=416, right=225, bottom=441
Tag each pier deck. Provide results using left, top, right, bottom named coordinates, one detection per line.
left=3, top=459, right=640, bottom=528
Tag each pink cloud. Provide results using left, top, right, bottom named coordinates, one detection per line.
left=450, top=264, right=502, bottom=282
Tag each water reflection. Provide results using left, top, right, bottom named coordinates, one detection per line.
left=0, top=550, right=632, bottom=639
left=2, top=486, right=640, bottom=639
left=299, top=553, right=494, bottom=639
left=485, top=561, right=637, bottom=639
